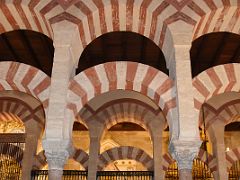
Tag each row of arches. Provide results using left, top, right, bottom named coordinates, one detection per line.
left=0, top=60, right=238, bottom=131
left=0, top=1, right=239, bottom=68
left=0, top=0, right=239, bottom=179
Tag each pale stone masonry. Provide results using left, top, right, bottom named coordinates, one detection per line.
left=0, top=1, right=239, bottom=180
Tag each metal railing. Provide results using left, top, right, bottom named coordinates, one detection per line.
left=97, top=171, right=154, bottom=180
left=31, top=170, right=88, bottom=180
left=0, top=156, right=22, bottom=180
left=229, top=160, right=240, bottom=180
left=165, top=158, right=214, bottom=180
left=32, top=170, right=154, bottom=180
left=0, top=134, right=26, bottom=180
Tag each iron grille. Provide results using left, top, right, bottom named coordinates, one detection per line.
left=31, top=170, right=88, bottom=180
left=229, top=160, right=240, bottom=180
left=0, top=141, right=25, bottom=180
left=97, top=171, right=154, bottom=180
left=165, top=158, right=214, bottom=180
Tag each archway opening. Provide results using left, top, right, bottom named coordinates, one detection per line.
left=101, top=122, right=152, bottom=155
left=225, top=122, right=240, bottom=152
left=72, top=121, right=89, bottom=152
left=199, top=92, right=240, bottom=153
left=225, top=122, right=240, bottom=179
left=0, top=90, right=46, bottom=179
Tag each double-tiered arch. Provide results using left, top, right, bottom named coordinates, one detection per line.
left=0, top=62, right=51, bottom=113
left=0, top=1, right=52, bottom=37
left=67, top=61, right=176, bottom=135
left=193, top=64, right=240, bottom=125
left=98, top=146, right=153, bottom=171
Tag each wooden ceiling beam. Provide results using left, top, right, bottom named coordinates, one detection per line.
left=191, top=36, right=206, bottom=77
left=18, top=31, right=43, bottom=71
left=40, top=35, right=54, bottom=59
left=140, top=35, right=146, bottom=63
left=76, top=31, right=168, bottom=75
left=121, top=32, right=127, bottom=61
left=101, top=35, right=107, bottom=61
left=229, top=41, right=240, bottom=63
left=0, top=34, right=22, bottom=62
left=157, top=50, right=163, bottom=70
left=209, top=33, right=229, bottom=66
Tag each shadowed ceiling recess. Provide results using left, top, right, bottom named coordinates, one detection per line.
left=0, top=30, right=54, bottom=77
left=77, top=31, right=168, bottom=75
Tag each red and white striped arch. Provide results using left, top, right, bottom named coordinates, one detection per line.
left=79, top=98, right=164, bottom=132
left=72, top=148, right=89, bottom=170
left=193, top=63, right=240, bottom=123
left=200, top=99, right=240, bottom=128
left=177, top=0, right=240, bottom=39
left=0, top=97, right=45, bottom=128
left=216, top=100, right=240, bottom=125
left=82, top=103, right=148, bottom=131
left=0, top=61, right=51, bottom=113
left=49, top=0, right=178, bottom=64
left=0, top=1, right=53, bottom=37
left=193, top=5, right=240, bottom=40
left=98, top=146, right=153, bottom=171
left=68, top=61, right=176, bottom=126
left=226, top=147, right=240, bottom=170
left=2, top=1, right=239, bottom=58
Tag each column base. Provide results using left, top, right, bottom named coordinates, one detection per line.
left=179, top=169, right=192, bottom=180
left=49, top=169, right=63, bottom=180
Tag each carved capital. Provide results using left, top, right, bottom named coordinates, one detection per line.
left=169, top=139, right=201, bottom=170
left=42, top=139, right=73, bottom=170
left=45, top=150, right=68, bottom=170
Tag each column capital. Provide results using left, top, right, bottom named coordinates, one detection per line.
left=42, top=139, right=73, bottom=170
left=169, top=139, right=201, bottom=170
left=45, top=150, right=68, bottom=170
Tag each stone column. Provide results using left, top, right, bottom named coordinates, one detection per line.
left=168, top=42, right=202, bottom=179
left=21, top=134, right=38, bottom=180
left=42, top=140, right=72, bottom=180
left=207, top=121, right=227, bottom=180
left=22, top=120, right=42, bottom=180
left=153, top=134, right=164, bottom=180
left=169, top=140, right=201, bottom=180
left=171, top=44, right=200, bottom=140
left=88, top=136, right=100, bottom=180
left=87, top=122, right=104, bottom=180
left=43, top=22, right=81, bottom=179
left=45, top=21, right=81, bottom=140
left=150, top=116, right=165, bottom=180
